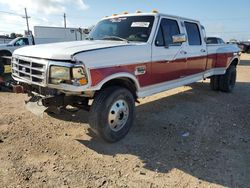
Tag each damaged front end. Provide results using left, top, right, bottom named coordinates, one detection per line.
left=11, top=55, right=94, bottom=117
left=14, top=83, right=90, bottom=117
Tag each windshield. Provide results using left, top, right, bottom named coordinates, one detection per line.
left=8, top=38, right=18, bottom=45
left=89, top=16, right=155, bottom=42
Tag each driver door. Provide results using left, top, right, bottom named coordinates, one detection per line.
left=151, top=17, right=187, bottom=85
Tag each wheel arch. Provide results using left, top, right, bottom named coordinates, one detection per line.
left=92, top=73, right=140, bottom=99
left=229, top=56, right=240, bottom=68
left=0, top=50, right=12, bottom=56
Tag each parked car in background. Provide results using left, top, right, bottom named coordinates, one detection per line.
left=237, top=41, right=250, bottom=53
left=206, top=37, right=225, bottom=44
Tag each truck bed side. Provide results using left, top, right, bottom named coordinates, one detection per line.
left=206, top=44, right=240, bottom=70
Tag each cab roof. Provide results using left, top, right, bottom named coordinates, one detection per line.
left=102, top=12, right=200, bottom=23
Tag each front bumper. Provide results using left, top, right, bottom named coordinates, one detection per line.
left=24, top=91, right=90, bottom=117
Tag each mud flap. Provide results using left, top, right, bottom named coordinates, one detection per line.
left=25, top=97, right=48, bottom=118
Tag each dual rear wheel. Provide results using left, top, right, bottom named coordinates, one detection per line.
left=210, top=65, right=237, bottom=92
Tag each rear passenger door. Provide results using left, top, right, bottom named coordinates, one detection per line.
left=151, top=17, right=187, bottom=85
left=184, top=21, right=207, bottom=75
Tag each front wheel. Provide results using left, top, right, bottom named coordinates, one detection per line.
left=89, top=86, right=135, bottom=142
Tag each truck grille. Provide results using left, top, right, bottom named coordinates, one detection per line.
left=12, top=57, right=47, bottom=86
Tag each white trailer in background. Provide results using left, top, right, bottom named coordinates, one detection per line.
left=34, top=26, right=87, bottom=42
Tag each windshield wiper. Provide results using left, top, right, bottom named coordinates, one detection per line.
left=101, top=36, right=129, bottom=43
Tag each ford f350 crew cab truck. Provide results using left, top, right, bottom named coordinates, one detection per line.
left=11, top=12, right=240, bottom=142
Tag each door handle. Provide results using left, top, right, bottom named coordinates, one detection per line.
left=201, top=49, right=206, bottom=53
left=180, top=50, right=187, bottom=55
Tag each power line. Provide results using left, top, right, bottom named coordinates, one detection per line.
left=0, top=10, right=24, bottom=17
left=0, top=9, right=32, bottom=35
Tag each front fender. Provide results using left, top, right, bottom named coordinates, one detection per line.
left=87, top=72, right=140, bottom=91
left=0, top=49, right=12, bottom=56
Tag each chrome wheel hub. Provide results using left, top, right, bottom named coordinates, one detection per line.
left=108, top=99, right=129, bottom=132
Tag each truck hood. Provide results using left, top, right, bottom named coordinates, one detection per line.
left=13, top=40, right=132, bottom=60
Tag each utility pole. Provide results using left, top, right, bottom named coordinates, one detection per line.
left=23, top=8, right=31, bottom=35
left=64, top=13, right=67, bottom=28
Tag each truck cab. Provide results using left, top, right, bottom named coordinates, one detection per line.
left=11, top=12, right=240, bottom=142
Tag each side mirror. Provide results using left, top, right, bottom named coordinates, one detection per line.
left=204, top=37, right=208, bottom=43
left=172, top=34, right=187, bottom=43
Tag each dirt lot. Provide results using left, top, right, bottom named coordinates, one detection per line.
left=0, top=54, right=250, bottom=188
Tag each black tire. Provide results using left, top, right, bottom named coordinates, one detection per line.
left=219, top=65, right=237, bottom=92
left=247, top=48, right=250, bottom=54
left=89, top=86, right=135, bottom=142
left=0, top=62, right=4, bottom=76
left=210, top=75, right=220, bottom=91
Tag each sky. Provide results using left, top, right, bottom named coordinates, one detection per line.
left=0, top=0, right=250, bottom=41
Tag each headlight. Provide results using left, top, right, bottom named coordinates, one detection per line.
left=50, top=65, right=88, bottom=86
left=72, top=67, right=88, bottom=86
left=50, top=66, right=70, bottom=84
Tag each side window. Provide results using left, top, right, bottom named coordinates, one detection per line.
left=155, top=25, right=164, bottom=46
left=184, top=22, right=201, bottom=45
left=23, top=38, right=29, bottom=45
left=155, top=18, right=180, bottom=46
left=15, top=38, right=29, bottom=46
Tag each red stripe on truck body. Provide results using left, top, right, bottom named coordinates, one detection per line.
left=207, top=53, right=234, bottom=69
left=90, top=52, right=235, bottom=88
left=90, top=63, right=152, bottom=87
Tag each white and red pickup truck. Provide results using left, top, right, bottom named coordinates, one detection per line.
left=11, top=12, right=240, bottom=142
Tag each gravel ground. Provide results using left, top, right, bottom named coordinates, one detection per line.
left=0, top=54, right=250, bottom=188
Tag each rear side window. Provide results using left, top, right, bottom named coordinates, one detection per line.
left=185, top=22, right=201, bottom=45
left=155, top=18, right=180, bottom=46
